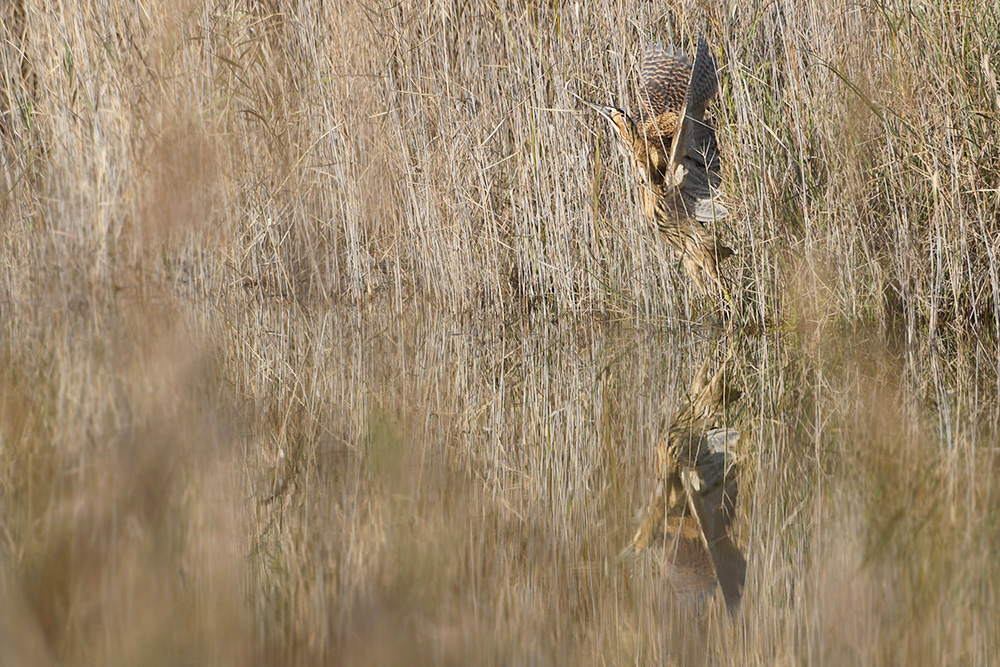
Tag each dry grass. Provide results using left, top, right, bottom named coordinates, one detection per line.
left=2, top=0, right=999, bottom=664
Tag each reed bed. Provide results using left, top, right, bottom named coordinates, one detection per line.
left=1, top=0, right=998, bottom=664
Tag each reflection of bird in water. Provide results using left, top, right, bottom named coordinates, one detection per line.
left=622, top=355, right=745, bottom=613
left=579, top=37, right=733, bottom=295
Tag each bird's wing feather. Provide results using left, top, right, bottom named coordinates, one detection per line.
left=667, top=37, right=728, bottom=222
left=638, top=43, right=693, bottom=120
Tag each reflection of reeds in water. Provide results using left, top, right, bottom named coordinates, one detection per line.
left=623, top=355, right=745, bottom=613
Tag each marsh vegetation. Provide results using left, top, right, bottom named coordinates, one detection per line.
left=2, top=1, right=999, bottom=664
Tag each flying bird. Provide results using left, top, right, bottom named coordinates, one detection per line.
left=580, top=37, right=733, bottom=295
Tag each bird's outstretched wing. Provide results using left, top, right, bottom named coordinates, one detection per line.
left=666, top=37, right=728, bottom=222
left=636, top=44, right=691, bottom=165
left=637, top=44, right=693, bottom=121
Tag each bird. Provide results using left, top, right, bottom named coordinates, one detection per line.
left=580, top=37, right=733, bottom=295
left=622, top=355, right=746, bottom=613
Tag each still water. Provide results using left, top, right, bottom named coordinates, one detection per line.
left=248, top=302, right=1000, bottom=662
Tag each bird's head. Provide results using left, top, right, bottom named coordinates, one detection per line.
left=577, top=97, right=651, bottom=184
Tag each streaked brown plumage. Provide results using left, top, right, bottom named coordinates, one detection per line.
left=581, top=37, right=733, bottom=294
left=623, top=355, right=745, bottom=613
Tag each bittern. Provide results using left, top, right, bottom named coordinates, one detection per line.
left=582, top=37, right=733, bottom=295
left=622, top=355, right=745, bottom=613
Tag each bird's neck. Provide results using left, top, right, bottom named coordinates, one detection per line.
left=635, top=134, right=670, bottom=187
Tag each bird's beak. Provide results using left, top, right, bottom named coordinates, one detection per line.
left=569, top=92, right=618, bottom=122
